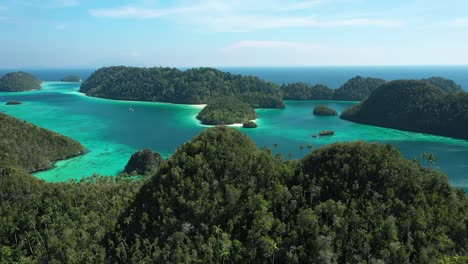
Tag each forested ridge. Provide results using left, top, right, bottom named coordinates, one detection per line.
left=0, top=72, right=42, bottom=92
left=0, top=126, right=467, bottom=263
left=281, top=76, right=386, bottom=101
left=341, top=80, right=468, bottom=140
left=80, top=66, right=282, bottom=105
left=0, top=113, right=85, bottom=172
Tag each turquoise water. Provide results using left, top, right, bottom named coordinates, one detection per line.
left=1, top=82, right=467, bottom=189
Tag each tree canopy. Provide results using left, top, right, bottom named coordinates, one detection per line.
left=80, top=66, right=283, bottom=105
left=334, top=76, right=386, bottom=101
left=341, top=80, right=468, bottom=140
left=196, top=97, right=257, bottom=125
left=420, top=76, right=464, bottom=93
left=0, top=113, right=85, bottom=172
left=281, top=76, right=387, bottom=101
left=0, top=71, right=42, bottom=92
left=313, top=105, right=338, bottom=116
left=124, top=149, right=164, bottom=175
left=281, top=83, right=334, bottom=100
left=0, top=121, right=466, bottom=263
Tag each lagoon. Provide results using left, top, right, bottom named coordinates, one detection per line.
left=1, top=81, right=467, bottom=189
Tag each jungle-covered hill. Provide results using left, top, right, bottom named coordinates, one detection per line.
left=0, top=127, right=467, bottom=263
left=0, top=71, right=42, bottom=92
left=341, top=80, right=468, bottom=140
left=0, top=113, right=85, bottom=172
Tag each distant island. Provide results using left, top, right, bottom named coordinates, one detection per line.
left=420, top=76, right=464, bottom=93
left=0, top=71, right=42, bottom=92
left=313, top=105, right=338, bottom=116
left=341, top=80, right=468, bottom=140
left=61, top=75, right=82, bottom=82
left=281, top=76, right=386, bottom=101
left=5, top=100, right=22, bottom=105
left=0, top=113, right=85, bottom=172
left=197, top=97, right=257, bottom=125
left=80, top=66, right=284, bottom=107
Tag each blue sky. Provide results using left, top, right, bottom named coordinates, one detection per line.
left=1, top=0, right=468, bottom=68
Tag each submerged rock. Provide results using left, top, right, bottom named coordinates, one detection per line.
left=6, top=100, right=22, bottom=105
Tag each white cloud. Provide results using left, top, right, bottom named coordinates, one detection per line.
left=89, top=1, right=402, bottom=32
left=90, top=6, right=166, bottom=19
left=446, top=18, right=468, bottom=27
left=197, top=16, right=401, bottom=32
left=222, top=40, right=319, bottom=51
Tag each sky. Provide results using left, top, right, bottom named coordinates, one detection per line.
left=1, top=0, right=468, bottom=68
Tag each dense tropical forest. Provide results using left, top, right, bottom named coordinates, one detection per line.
left=61, top=75, right=82, bottom=82
left=80, top=66, right=283, bottom=106
left=124, top=149, right=164, bottom=175
left=0, top=113, right=85, bottom=172
left=313, top=105, right=338, bottom=116
left=281, top=83, right=335, bottom=100
left=197, top=97, right=257, bottom=125
left=341, top=80, right=468, bottom=140
left=0, top=71, right=42, bottom=92
left=420, top=77, right=464, bottom=93
left=281, top=76, right=386, bottom=101
left=1, top=124, right=467, bottom=263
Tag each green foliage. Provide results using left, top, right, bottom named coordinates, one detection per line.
left=1, top=126, right=467, bottom=263
left=281, top=76, right=386, bottom=101
left=334, top=76, right=386, bottom=101
left=237, top=93, right=285, bottom=109
left=197, top=97, right=257, bottom=125
left=243, top=121, right=258, bottom=128
left=313, top=105, right=338, bottom=116
left=106, top=127, right=468, bottom=263
left=0, top=72, right=42, bottom=92
left=80, top=66, right=282, bottom=105
left=0, top=113, right=85, bottom=172
left=281, top=83, right=334, bottom=100
left=0, top=169, right=144, bottom=263
left=124, top=149, right=164, bottom=175
left=341, top=80, right=468, bottom=140
left=420, top=77, right=464, bottom=93
left=61, top=75, right=82, bottom=82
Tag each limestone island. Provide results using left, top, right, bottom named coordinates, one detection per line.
left=0, top=71, right=42, bottom=92
left=61, top=75, right=82, bottom=82
left=124, top=149, right=164, bottom=175
left=80, top=66, right=285, bottom=108
left=6, top=100, right=22, bottom=105
left=0, top=112, right=85, bottom=172
left=242, top=121, right=258, bottom=128
left=197, top=97, right=257, bottom=126
left=313, top=105, right=338, bottom=116
left=341, top=79, right=468, bottom=140
left=281, top=76, right=386, bottom=101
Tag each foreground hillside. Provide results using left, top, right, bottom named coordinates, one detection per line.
left=0, top=72, right=42, bottom=92
left=341, top=80, right=468, bottom=140
left=2, top=127, right=465, bottom=263
left=0, top=113, right=85, bottom=172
